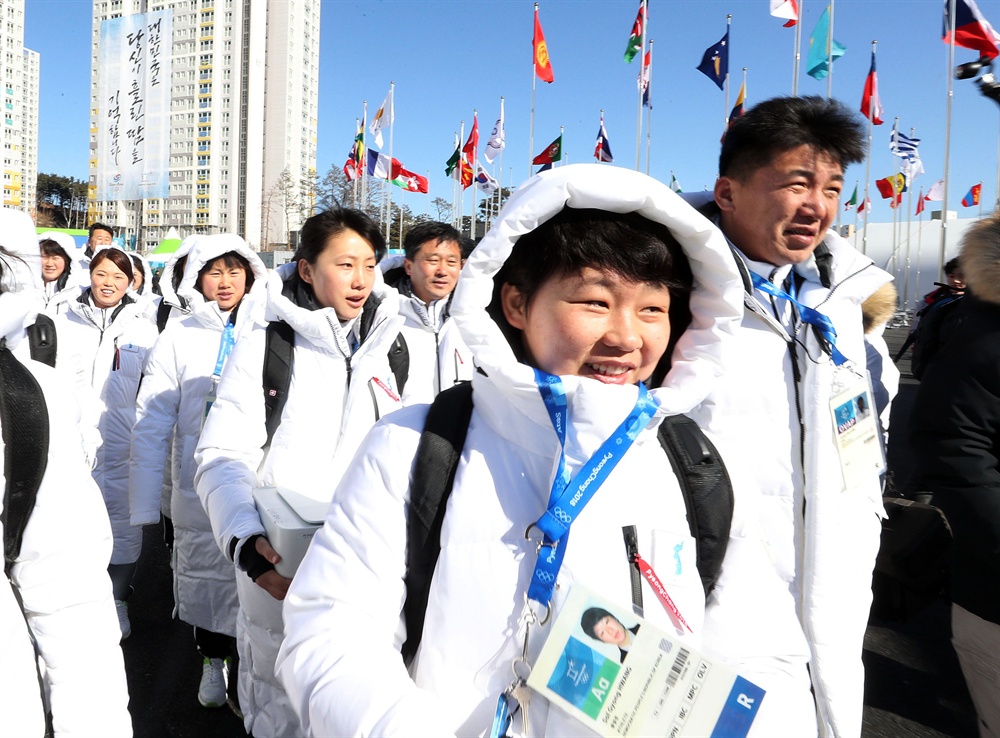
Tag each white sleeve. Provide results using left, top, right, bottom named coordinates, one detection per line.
left=275, top=410, right=454, bottom=737
left=10, top=362, right=132, bottom=737
left=130, top=329, right=180, bottom=526
left=194, top=325, right=268, bottom=558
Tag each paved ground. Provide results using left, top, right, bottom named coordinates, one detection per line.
left=120, top=322, right=979, bottom=737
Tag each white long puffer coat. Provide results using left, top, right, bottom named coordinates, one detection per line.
left=1, top=249, right=132, bottom=737
left=130, top=234, right=268, bottom=636
left=55, top=261, right=159, bottom=565
left=682, top=192, right=893, bottom=738
left=195, top=261, right=405, bottom=737
left=274, top=164, right=748, bottom=737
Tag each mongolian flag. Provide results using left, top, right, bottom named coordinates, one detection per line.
left=961, top=183, right=982, bottom=207
left=533, top=6, right=555, bottom=83
left=697, top=31, right=729, bottom=90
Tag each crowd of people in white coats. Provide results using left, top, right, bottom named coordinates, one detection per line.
left=3, top=94, right=992, bottom=738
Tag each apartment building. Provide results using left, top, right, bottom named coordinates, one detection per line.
left=2, top=0, right=39, bottom=214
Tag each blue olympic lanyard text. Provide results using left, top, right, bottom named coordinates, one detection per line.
left=749, top=271, right=848, bottom=366
left=526, top=368, right=659, bottom=608
left=212, top=322, right=236, bottom=379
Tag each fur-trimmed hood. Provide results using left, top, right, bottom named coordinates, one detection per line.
left=961, top=214, right=1000, bottom=307
left=861, top=282, right=898, bottom=334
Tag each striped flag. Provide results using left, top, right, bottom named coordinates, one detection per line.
left=594, top=114, right=614, bottom=163
left=889, top=125, right=920, bottom=159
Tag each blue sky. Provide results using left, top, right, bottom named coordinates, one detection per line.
left=26, top=0, right=1000, bottom=221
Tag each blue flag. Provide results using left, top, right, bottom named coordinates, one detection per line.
left=696, top=30, right=729, bottom=90
left=806, top=6, right=846, bottom=80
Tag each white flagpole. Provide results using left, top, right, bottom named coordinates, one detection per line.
left=530, top=3, right=538, bottom=174
left=458, top=121, right=465, bottom=234
left=398, top=189, right=404, bottom=250
left=385, top=82, right=395, bottom=238
left=903, top=126, right=916, bottom=318
left=852, top=180, right=860, bottom=247
left=980, top=181, right=984, bottom=218
left=353, top=117, right=360, bottom=208
left=471, top=110, right=478, bottom=241
left=559, top=126, right=565, bottom=168
left=724, top=15, right=731, bottom=130
left=498, top=96, right=505, bottom=227
left=425, top=170, right=430, bottom=217
left=361, top=100, right=368, bottom=216
left=862, top=41, right=876, bottom=255
left=915, top=200, right=924, bottom=313
left=451, top=130, right=460, bottom=230
left=645, top=40, right=654, bottom=175
left=826, top=0, right=834, bottom=99
left=941, top=0, right=956, bottom=278
left=635, top=0, right=647, bottom=171
left=792, top=0, right=803, bottom=95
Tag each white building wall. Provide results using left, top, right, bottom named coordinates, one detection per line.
left=89, top=0, right=318, bottom=251
left=22, top=47, right=38, bottom=215
left=1, top=0, right=37, bottom=214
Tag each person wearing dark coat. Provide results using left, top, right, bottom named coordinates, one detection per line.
left=910, top=212, right=1000, bottom=738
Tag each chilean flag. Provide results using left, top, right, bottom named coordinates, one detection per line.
left=944, top=0, right=1000, bottom=60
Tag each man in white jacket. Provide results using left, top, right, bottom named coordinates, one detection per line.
left=684, top=96, right=893, bottom=737
left=382, top=221, right=474, bottom=405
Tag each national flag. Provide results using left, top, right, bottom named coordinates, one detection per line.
left=392, top=167, right=429, bottom=194
left=729, top=81, right=746, bottom=121
left=532, top=134, right=563, bottom=165
left=876, top=174, right=905, bottom=205
left=669, top=173, right=683, bottom=193
left=916, top=189, right=926, bottom=215
left=624, top=1, right=646, bottom=63
left=343, top=156, right=361, bottom=181
left=890, top=124, right=921, bottom=159
left=944, top=0, right=1000, bottom=60
left=961, top=183, right=982, bottom=207
left=450, top=158, right=474, bottom=189
left=463, top=114, right=479, bottom=163
left=806, top=6, right=846, bottom=80
left=445, top=137, right=461, bottom=177
left=845, top=184, right=858, bottom=211
left=367, top=149, right=401, bottom=180
left=926, top=179, right=945, bottom=201
left=696, top=31, right=729, bottom=90
left=533, top=6, right=555, bottom=83
left=901, top=154, right=925, bottom=183
left=475, top=166, right=499, bottom=194
left=369, top=88, right=394, bottom=148
left=594, top=114, right=614, bottom=163
left=640, top=50, right=652, bottom=108
left=484, top=100, right=505, bottom=164
left=858, top=196, right=871, bottom=219
left=860, top=50, right=884, bottom=125
left=537, top=162, right=553, bottom=173
left=770, top=0, right=799, bottom=27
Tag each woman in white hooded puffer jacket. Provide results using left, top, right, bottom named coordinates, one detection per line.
left=53, top=245, right=159, bottom=637
left=195, top=208, right=405, bottom=737
left=130, top=234, right=268, bottom=707
left=274, top=165, right=760, bottom=737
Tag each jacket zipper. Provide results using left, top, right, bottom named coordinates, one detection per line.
left=434, top=329, right=441, bottom=394
left=622, top=525, right=645, bottom=616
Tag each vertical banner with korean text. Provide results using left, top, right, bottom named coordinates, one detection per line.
left=97, top=10, right=172, bottom=201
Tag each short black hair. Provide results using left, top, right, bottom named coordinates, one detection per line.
left=720, top=96, right=865, bottom=181
left=581, top=607, right=615, bottom=639
left=295, top=208, right=386, bottom=265
left=403, top=221, right=461, bottom=261
left=944, top=257, right=962, bottom=275
left=88, top=222, right=113, bottom=239
left=489, top=207, right=693, bottom=385
left=196, top=250, right=256, bottom=295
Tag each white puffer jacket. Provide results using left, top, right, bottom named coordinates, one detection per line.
left=194, top=260, right=405, bottom=737
left=682, top=193, right=893, bottom=738
left=0, top=294, right=131, bottom=738
left=274, top=164, right=747, bottom=737
left=38, top=231, right=89, bottom=316
left=55, top=270, right=158, bottom=565
left=381, top=255, right=474, bottom=405
left=130, top=235, right=268, bottom=635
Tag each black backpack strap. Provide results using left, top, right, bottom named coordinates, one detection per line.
left=388, top=332, right=409, bottom=397
left=262, top=321, right=295, bottom=448
left=401, top=381, right=474, bottom=665
left=156, top=299, right=172, bottom=333
left=657, top=415, right=733, bottom=597
left=0, top=347, right=49, bottom=576
left=26, top=315, right=57, bottom=368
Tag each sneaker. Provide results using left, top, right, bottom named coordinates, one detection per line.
left=115, top=600, right=131, bottom=641
left=198, top=657, right=228, bottom=708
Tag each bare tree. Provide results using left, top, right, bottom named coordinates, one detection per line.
left=432, top=196, right=451, bottom=222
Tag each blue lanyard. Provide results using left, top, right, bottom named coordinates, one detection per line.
left=212, top=322, right=236, bottom=378
left=526, top=369, right=659, bottom=608
left=749, top=271, right=848, bottom=366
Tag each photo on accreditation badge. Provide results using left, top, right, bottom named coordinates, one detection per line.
left=528, top=586, right=765, bottom=738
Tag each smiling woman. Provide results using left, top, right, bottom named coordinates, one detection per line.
left=89, top=248, right=133, bottom=309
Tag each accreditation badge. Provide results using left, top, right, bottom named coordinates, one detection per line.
left=526, top=586, right=765, bottom=738
left=829, top=370, right=886, bottom=490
